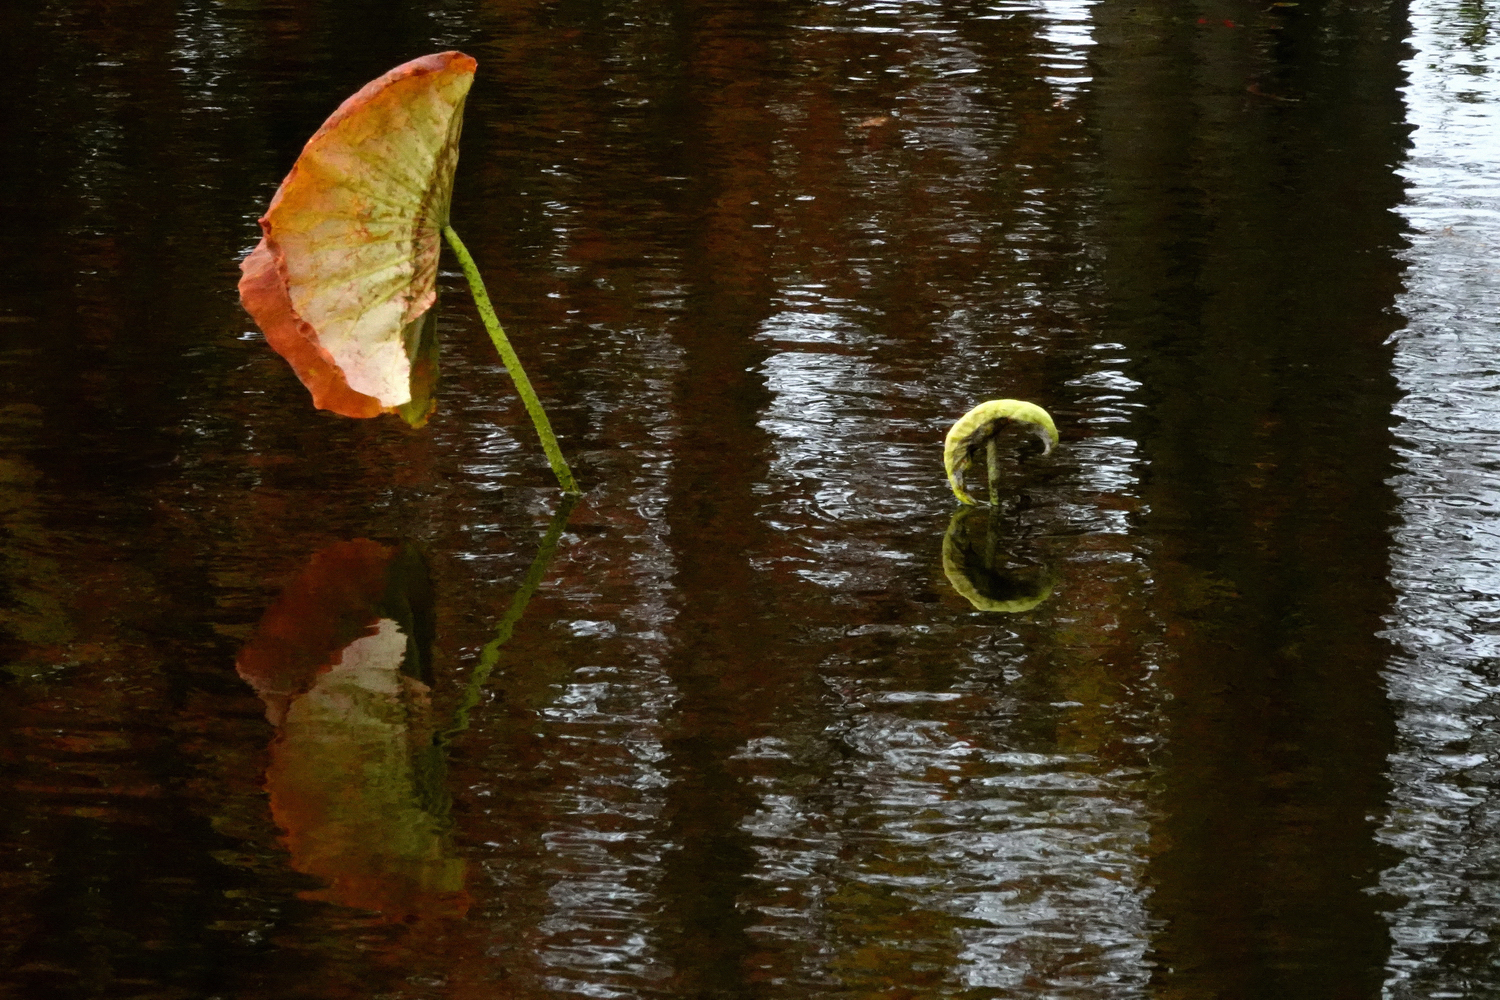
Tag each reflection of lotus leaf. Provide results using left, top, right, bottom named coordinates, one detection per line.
left=236, top=540, right=467, bottom=922
left=944, top=399, right=1058, bottom=505
left=270, top=617, right=467, bottom=920
left=942, top=509, right=1055, bottom=613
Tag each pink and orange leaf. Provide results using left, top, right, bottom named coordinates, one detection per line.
left=239, top=51, right=476, bottom=427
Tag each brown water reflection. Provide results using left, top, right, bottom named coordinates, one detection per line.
left=1091, top=2, right=1409, bottom=996
left=0, top=0, right=1480, bottom=996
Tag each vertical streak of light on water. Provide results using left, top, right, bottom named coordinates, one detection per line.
left=527, top=325, right=684, bottom=995
left=747, top=1, right=1156, bottom=993
left=1381, top=1, right=1500, bottom=994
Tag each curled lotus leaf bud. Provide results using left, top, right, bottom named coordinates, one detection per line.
left=943, top=398, right=1058, bottom=506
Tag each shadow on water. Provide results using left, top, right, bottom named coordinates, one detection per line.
left=1090, top=1, right=1410, bottom=996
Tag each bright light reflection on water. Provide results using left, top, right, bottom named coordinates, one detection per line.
left=1382, top=1, right=1500, bottom=995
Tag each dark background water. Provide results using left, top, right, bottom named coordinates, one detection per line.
left=0, top=0, right=1495, bottom=997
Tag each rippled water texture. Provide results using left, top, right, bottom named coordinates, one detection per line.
left=1381, top=1, right=1500, bottom=995
left=0, top=0, right=1497, bottom=997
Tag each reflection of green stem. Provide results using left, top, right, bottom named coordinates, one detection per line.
left=442, top=226, right=580, bottom=496
left=986, top=437, right=1001, bottom=509
left=441, top=495, right=579, bottom=741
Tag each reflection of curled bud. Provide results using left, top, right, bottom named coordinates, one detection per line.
left=942, top=508, right=1055, bottom=613
left=944, top=399, right=1058, bottom=506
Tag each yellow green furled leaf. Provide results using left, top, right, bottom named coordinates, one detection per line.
left=943, top=398, right=1058, bottom=505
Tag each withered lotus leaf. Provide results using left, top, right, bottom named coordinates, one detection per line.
left=239, top=52, right=476, bottom=423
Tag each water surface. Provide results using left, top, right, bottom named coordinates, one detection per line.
left=0, top=1, right=1495, bottom=997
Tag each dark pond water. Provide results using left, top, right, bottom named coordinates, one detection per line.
left=0, top=0, right=1497, bottom=996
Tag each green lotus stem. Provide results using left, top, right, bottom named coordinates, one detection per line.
left=442, top=225, right=580, bottom=496
left=442, top=494, right=579, bottom=741
left=983, top=441, right=1002, bottom=566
